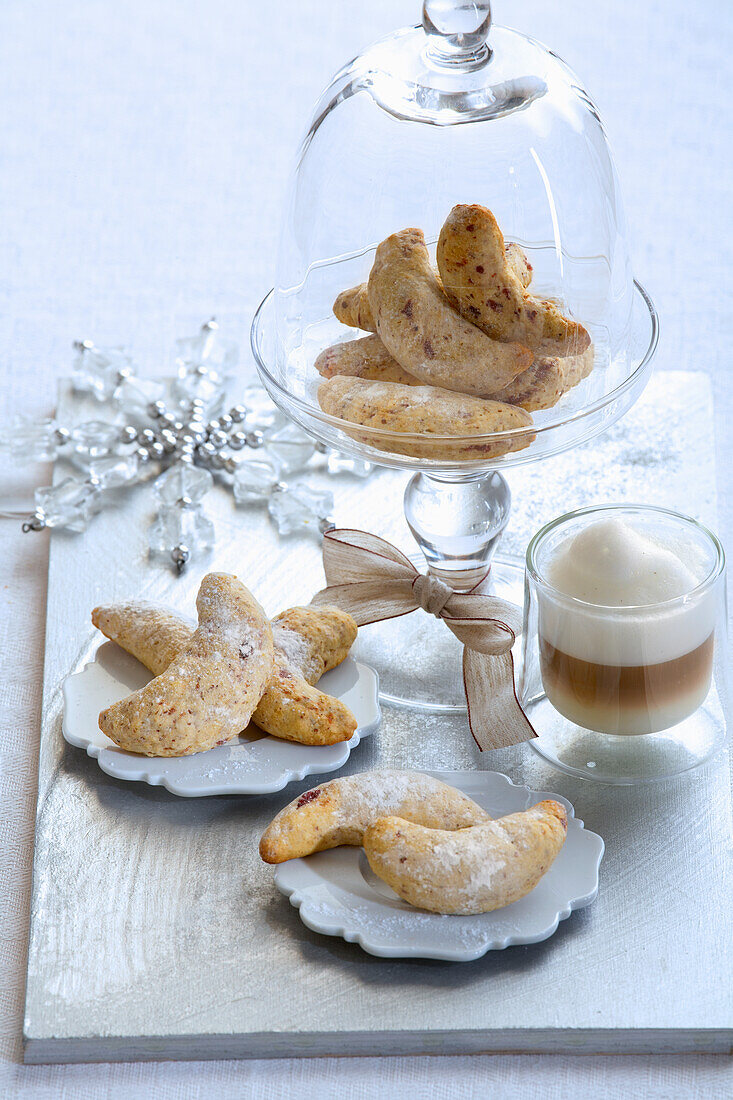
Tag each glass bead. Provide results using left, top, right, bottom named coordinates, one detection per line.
left=148, top=504, right=215, bottom=557
left=153, top=463, right=213, bottom=505
left=0, top=416, right=60, bottom=462
left=264, top=422, right=316, bottom=474
left=34, top=477, right=100, bottom=532
left=170, top=368, right=228, bottom=418
left=174, top=321, right=238, bottom=374
left=113, top=375, right=166, bottom=419
left=268, top=484, right=334, bottom=536
left=242, top=384, right=285, bottom=431
left=326, top=450, right=374, bottom=478
left=232, top=459, right=278, bottom=504
left=72, top=342, right=133, bottom=402
left=86, top=453, right=140, bottom=488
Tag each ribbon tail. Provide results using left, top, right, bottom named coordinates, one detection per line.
left=463, top=648, right=537, bottom=751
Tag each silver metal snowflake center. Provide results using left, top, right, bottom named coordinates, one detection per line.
left=1, top=320, right=373, bottom=572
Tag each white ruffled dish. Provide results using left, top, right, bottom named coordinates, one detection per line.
left=274, top=769, right=604, bottom=961
left=62, top=641, right=380, bottom=796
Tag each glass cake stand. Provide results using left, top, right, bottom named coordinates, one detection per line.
left=250, top=0, right=659, bottom=710
left=252, top=281, right=657, bottom=710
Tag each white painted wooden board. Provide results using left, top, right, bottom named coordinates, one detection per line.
left=4, top=0, right=733, bottom=1092
left=23, top=373, right=732, bottom=1062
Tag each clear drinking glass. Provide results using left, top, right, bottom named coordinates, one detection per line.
left=519, top=504, right=728, bottom=784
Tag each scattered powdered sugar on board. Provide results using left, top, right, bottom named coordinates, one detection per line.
left=304, top=899, right=492, bottom=950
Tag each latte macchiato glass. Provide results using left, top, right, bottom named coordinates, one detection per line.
left=520, top=505, right=728, bottom=783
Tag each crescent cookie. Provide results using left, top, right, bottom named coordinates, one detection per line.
left=437, top=204, right=590, bottom=356
left=92, top=601, right=193, bottom=676
left=254, top=607, right=358, bottom=745
left=316, top=336, right=594, bottom=414
left=367, top=228, right=533, bottom=395
left=559, top=343, right=595, bottom=391
left=318, top=375, right=534, bottom=461
left=491, top=342, right=595, bottom=409
left=259, top=771, right=492, bottom=864
left=364, top=800, right=568, bottom=915
left=93, top=601, right=358, bottom=746
left=489, top=339, right=594, bottom=408
left=504, top=241, right=534, bottom=290
left=98, top=573, right=274, bottom=757
left=315, top=334, right=417, bottom=386
left=333, top=282, right=376, bottom=333
left=270, top=606, right=356, bottom=684
left=486, top=355, right=566, bottom=412
left=333, top=244, right=533, bottom=332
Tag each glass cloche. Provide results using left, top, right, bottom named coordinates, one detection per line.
left=251, top=0, right=657, bottom=708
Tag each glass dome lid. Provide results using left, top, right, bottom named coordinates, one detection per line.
left=253, top=0, right=656, bottom=473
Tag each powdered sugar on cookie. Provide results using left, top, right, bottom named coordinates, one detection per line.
left=259, top=770, right=490, bottom=864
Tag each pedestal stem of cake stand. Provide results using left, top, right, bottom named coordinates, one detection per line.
left=403, top=469, right=511, bottom=591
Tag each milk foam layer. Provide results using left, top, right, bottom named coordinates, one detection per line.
left=539, top=518, right=717, bottom=665
left=547, top=519, right=698, bottom=605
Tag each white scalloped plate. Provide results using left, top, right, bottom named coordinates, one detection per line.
left=62, top=641, right=380, bottom=796
left=274, top=769, right=604, bottom=961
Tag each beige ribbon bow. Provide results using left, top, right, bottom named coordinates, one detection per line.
left=311, top=528, right=537, bottom=751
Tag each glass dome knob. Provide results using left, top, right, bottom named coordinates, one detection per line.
left=422, top=0, right=492, bottom=68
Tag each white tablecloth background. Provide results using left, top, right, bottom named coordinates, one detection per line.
left=1, top=1, right=730, bottom=1096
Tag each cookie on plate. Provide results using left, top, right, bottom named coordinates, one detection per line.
left=260, top=770, right=491, bottom=863
left=98, top=573, right=273, bottom=756
left=364, top=799, right=568, bottom=914
left=94, top=600, right=359, bottom=747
